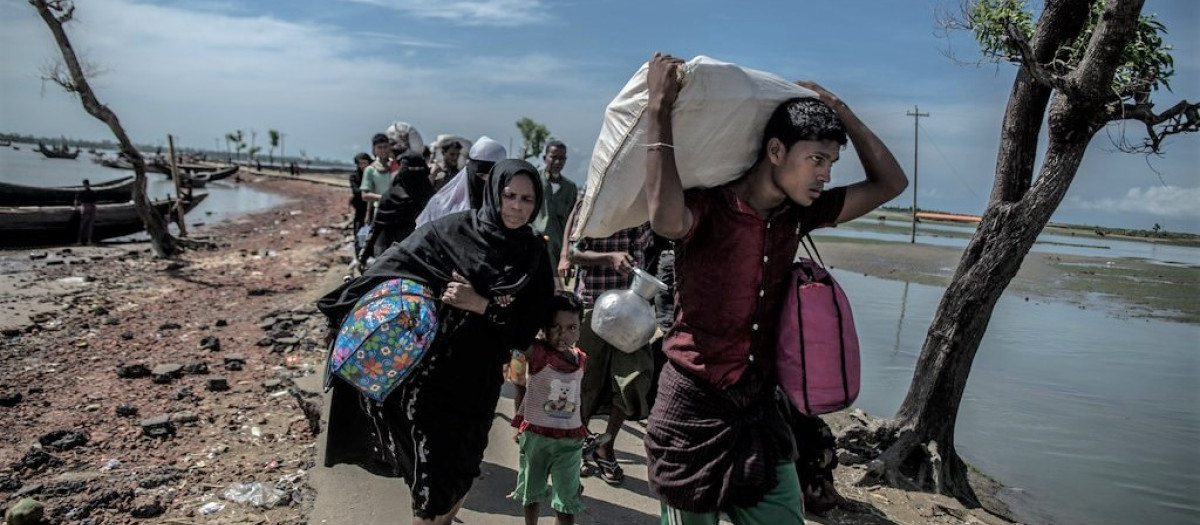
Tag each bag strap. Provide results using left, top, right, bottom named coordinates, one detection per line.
left=799, top=233, right=826, bottom=268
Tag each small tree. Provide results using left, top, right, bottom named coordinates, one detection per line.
left=31, top=0, right=178, bottom=257
left=516, top=117, right=551, bottom=160
left=268, top=129, right=280, bottom=165
left=859, top=0, right=1197, bottom=507
left=232, top=130, right=245, bottom=162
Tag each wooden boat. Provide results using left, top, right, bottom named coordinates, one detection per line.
left=0, top=176, right=135, bottom=206
left=0, top=193, right=208, bottom=246
left=184, top=166, right=239, bottom=187
left=37, top=142, right=80, bottom=159
left=101, top=158, right=170, bottom=174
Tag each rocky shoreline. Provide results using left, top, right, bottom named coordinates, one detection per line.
left=0, top=175, right=349, bottom=524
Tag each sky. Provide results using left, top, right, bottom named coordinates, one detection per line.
left=1, top=0, right=1197, bottom=232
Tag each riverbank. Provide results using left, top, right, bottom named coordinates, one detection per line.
left=0, top=175, right=351, bottom=524
left=816, top=235, right=1200, bottom=324
left=873, top=208, right=1200, bottom=248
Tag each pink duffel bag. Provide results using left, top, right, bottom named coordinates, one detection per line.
left=776, top=237, right=860, bottom=415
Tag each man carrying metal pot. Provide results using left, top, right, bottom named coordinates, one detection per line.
left=560, top=204, right=654, bottom=486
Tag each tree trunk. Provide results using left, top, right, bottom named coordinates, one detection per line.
left=32, top=0, right=176, bottom=257
left=863, top=0, right=1148, bottom=506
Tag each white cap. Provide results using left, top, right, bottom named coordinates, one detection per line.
left=468, top=136, right=506, bottom=162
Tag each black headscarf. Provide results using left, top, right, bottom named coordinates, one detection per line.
left=466, top=159, right=497, bottom=211
left=318, top=159, right=547, bottom=325
left=373, top=151, right=435, bottom=229
left=382, top=158, right=544, bottom=295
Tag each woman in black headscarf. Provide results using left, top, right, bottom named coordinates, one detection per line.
left=320, top=159, right=553, bottom=524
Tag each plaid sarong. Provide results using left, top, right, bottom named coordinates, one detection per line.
left=644, top=362, right=797, bottom=513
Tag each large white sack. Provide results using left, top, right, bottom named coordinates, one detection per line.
left=433, top=135, right=472, bottom=163
left=574, top=56, right=816, bottom=240
left=387, top=121, right=426, bottom=155
left=416, top=167, right=471, bottom=227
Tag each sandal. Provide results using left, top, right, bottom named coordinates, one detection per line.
left=581, top=432, right=611, bottom=458
left=579, top=460, right=598, bottom=478
left=594, top=457, right=624, bottom=484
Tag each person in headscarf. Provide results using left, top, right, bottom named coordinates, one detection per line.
left=360, top=149, right=435, bottom=263
left=349, top=152, right=372, bottom=237
left=319, top=159, right=554, bottom=525
left=465, top=136, right=507, bottom=210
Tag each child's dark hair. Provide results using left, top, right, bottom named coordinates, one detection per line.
left=757, top=98, right=847, bottom=162
left=546, top=291, right=583, bottom=327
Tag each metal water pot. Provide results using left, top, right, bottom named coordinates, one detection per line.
left=590, top=268, right=668, bottom=353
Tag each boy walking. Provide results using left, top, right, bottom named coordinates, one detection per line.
left=511, top=291, right=589, bottom=525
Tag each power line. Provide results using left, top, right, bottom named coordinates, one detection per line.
left=917, top=121, right=981, bottom=201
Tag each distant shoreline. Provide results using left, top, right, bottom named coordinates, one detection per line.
left=818, top=236, right=1199, bottom=324
left=877, top=207, right=1200, bottom=247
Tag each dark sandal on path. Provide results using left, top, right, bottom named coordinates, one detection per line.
left=594, top=457, right=624, bottom=484
left=579, top=460, right=598, bottom=478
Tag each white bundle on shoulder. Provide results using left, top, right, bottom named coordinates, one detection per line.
left=574, top=56, right=816, bottom=240
left=415, top=167, right=471, bottom=227
left=386, top=122, right=426, bottom=155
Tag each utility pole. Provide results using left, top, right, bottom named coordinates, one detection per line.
left=907, top=105, right=929, bottom=243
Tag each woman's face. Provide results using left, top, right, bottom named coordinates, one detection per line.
left=499, top=173, right=537, bottom=229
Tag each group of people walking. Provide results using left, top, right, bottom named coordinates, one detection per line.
left=319, top=52, right=908, bottom=525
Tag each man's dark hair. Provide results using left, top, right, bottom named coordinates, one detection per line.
left=544, top=140, right=566, bottom=155
left=82, top=179, right=90, bottom=185
left=371, top=133, right=390, bottom=146
left=758, top=98, right=847, bottom=162
left=545, top=290, right=583, bottom=328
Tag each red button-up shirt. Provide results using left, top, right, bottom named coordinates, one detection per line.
left=664, top=185, right=845, bottom=389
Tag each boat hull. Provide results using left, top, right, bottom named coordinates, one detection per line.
left=0, top=193, right=208, bottom=246
left=0, top=176, right=135, bottom=206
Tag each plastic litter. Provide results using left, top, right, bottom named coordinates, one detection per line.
left=222, top=482, right=284, bottom=508
left=199, top=501, right=225, bottom=515
left=99, top=458, right=121, bottom=471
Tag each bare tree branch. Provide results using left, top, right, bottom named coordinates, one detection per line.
left=30, top=0, right=177, bottom=257
left=1004, top=23, right=1073, bottom=93
left=1106, top=99, right=1200, bottom=152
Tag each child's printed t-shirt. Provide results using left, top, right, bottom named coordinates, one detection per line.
left=512, top=340, right=588, bottom=439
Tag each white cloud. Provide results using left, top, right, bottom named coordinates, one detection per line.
left=338, top=0, right=551, bottom=27
left=1068, top=186, right=1200, bottom=218
left=0, top=0, right=604, bottom=167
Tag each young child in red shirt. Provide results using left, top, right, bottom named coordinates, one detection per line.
left=511, top=291, right=588, bottom=525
